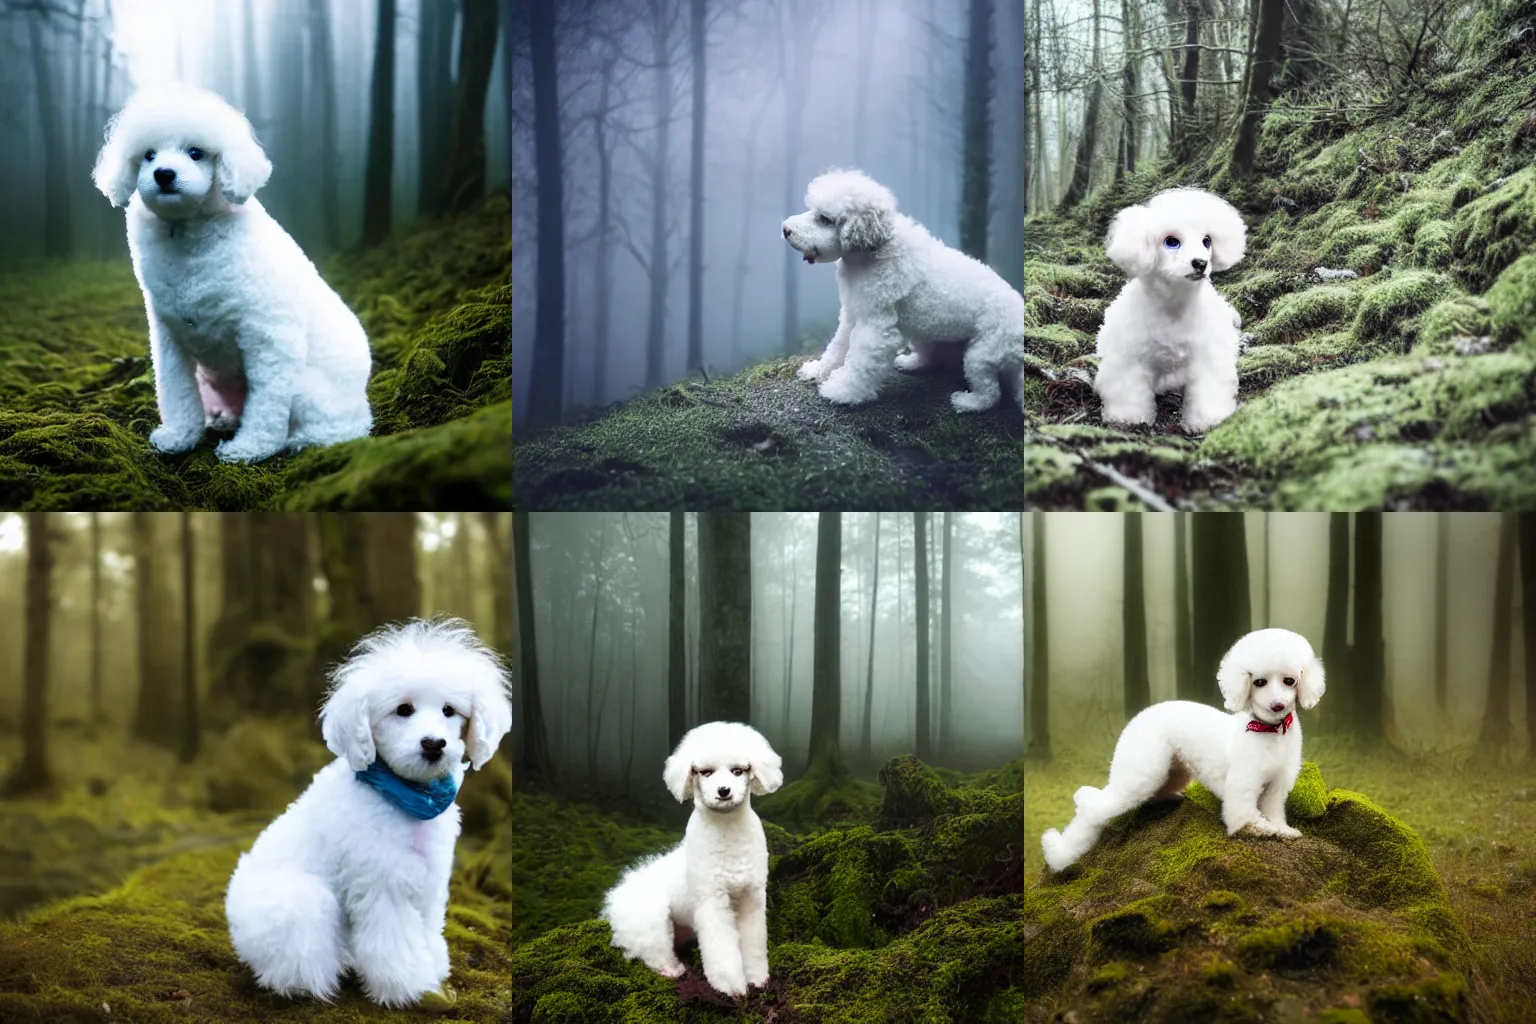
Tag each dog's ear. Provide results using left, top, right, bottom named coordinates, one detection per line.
left=215, top=125, right=273, bottom=204
left=1205, top=196, right=1248, bottom=272
left=747, top=732, right=783, bottom=795
left=839, top=192, right=896, bottom=253
left=663, top=744, right=697, bottom=803
left=1104, top=204, right=1160, bottom=278
left=320, top=673, right=376, bottom=772
left=1216, top=642, right=1252, bottom=712
left=1297, top=655, right=1326, bottom=710
left=465, top=672, right=513, bottom=771
left=92, top=119, right=139, bottom=208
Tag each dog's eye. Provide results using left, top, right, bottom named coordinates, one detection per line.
left=1163, top=236, right=1181, bottom=249
left=699, top=768, right=714, bottom=777
left=396, top=702, right=415, bottom=717
left=188, top=147, right=204, bottom=161
left=732, top=768, right=746, bottom=776
left=443, top=705, right=456, bottom=717
left=1283, top=677, right=1296, bottom=686
left=818, top=213, right=834, bottom=225
left=144, top=150, right=156, bottom=162
left=1253, top=678, right=1267, bottom=687
left=1202, top=235, right=1211, bottom=248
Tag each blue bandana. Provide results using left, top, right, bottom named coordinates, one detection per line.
left=354, top=760, right=459, bottom=820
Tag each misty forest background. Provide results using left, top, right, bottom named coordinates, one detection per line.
left=0, top=0, right=515, bottom=510
left=1024, top=512, right=1536, bottom=1021
left=511, top=0, right=1028, bottom=430
left=0, top=512, right=514, bottom=1020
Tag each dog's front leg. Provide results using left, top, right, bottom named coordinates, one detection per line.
left=1180, top=357, right=1238, bottom=434
left=735, top=888, right=770, bottom=988
left=1221, top=775, right=1271, bottom=836
left=349, top=893, right=440, bottom=1007
left=1258, top=784, right=1302, bottom=839
left=147, top=317, right=208, bottom=454
left=799, top=307, right=853, bottom=383
left=216, top=328, right=304, bottom=463
left=693, top=895, right=749, bottom=996
left=820, top=316, right=901, bottom=405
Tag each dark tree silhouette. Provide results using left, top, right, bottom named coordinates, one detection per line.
left=361, top=0, right=396, bottom=245
left=807, top=512, right=844, bottom=776
left=1520, top=514, right=1536, bottom=766
left=669, top=511, right=687, bottom=749
left=686, top=0, right=707, bottom=374
left=859, top=513, right=881, bottom=763
left=940, top=512, right=954, bottom=754
left=1027, top=512, right=1050, bottom=761
left=1060, top=0, right=1101, bottom=208
left=1173, top=511, right=1192, bottom=699
left=443, top=0, right=499, bottom=214
left=308, top=0, right=342, bottom=250
left=1123, top=513, right=1149, bottom=716
left=698, top=514, right=752, bottom=723
left=132, top=513, right=181, bottom=751
left=417, top=0, right=456, bottom=218
left=1321, top=512, right=1351, bottom=735
left=1478, top=514, right=1516, bottom=757
left=1189, top=513, right=1250, bottom=703
left=514, top=514, right=552, bottom=785
left=179, top=515, right=200, bottom=764
left=525, top=0, right=565, bottom=428
left=913, top=511, right=933, bottom=761
left=1230, top=0, right=1284, bottom=176
left=959, top=0, right=993, bottom=259
left=4, top=513, right=55, bottom=796
left=89, top=511, right=103, bottom=735
left=1434, top=512, right=1449, bottom=715
left=1351, top=512, right=1386, bottom=744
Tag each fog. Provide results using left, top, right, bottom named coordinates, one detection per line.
left=1027, top=513, right=1532, bottom=759
left=516, top=512, right=1024, bottom=790
left=511, top=0, right=1026, bottom=427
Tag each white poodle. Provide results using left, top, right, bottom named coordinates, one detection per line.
left=782, top=169, right=1024, bottom=413
left=1040, top=628, right=1324, bottom=873
left=602, top=721, right=784, bottom=997
left=224, top=618, right=512, bottom=1008
left=93, top=83, right=372, bottom=463
left=1093, top=187, right=1248, bottom=433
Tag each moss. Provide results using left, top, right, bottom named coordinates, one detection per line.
left=1254, top=285, right=1361, bottom=346
left=1354, top=272, right=1454, bottom=344
left=1485, top=253, right=1536, bottom=349
left=1417, top=295, right=1494, bottom=352
left=1287, top=760, right=1330, bottom=820
left=1452, top=166, right=1536, bottom=290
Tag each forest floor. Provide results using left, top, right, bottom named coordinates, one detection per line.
left=1025, top=738, right=1536, bottom=1023
left=0, top=193, right=510, bottom=511
left=515, top=350, right=1023, bottom=510
left=1025, top=1, right=1536, bottom=509
left=0, top=721, right=513, bottom=1022
left=510, top=755, right=1023, bottom=1022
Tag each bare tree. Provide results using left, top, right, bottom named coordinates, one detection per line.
left=179, top=515, right=200, bottom=764
left=4, top=513, right=55, bottom=796
left=362, top=0, right=397, bottom=244
left=525, top=0, right=566, bottom=428
left=444, top=0, right=500, bottom=213
left=1026, top=512, right=1049, bottom=761
left=309, top=0, right=342, bottom=250
left=698, top=514, right=752, bottom=723
left=914, top=511, right=933, bottom=760
left=513, top=514, right=553, bottom=784
left=1229, top=0, right=1283, bottom=176
left=807, top=512, right=844, bottom=775
left=670, top=512, right=687, bottom=748
left=417, top=0, right=457, bottom=218
left=1059, top=0, right=1102, bottom=208
left=960, top=0, right=993, bottom=258
left=859, top=514, right=881, bottom=763
left=1478, top=515, right=1516, bottom=758
left=686, top=0, right=707, bottom=375
left=1123, top=513, right=1150, bottom=715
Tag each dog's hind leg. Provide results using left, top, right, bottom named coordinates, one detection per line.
left=226, top=866, right=345, bottom=1001
left=951, top=334, right=1006, bottom=412
left=894, top=341, right=941, bottom=372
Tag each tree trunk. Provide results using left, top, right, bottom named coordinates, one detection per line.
left=1519, top=514, right=1536, bottom=766
left=1433, top=512, right=1449, bottom=715
left=698, top=514, right=752, bottom=723
left=859, top=514, right=881, bottom=763
left=1478, top=515, right=1516, bottom=757
left=132, top=513, right=181, bottom=750
left=1189, top=513, right=1250, bottom=704
left=807, top=512, right=844, bottom=776
left=959, top=0, right=993, bottom=259
left=1229, top=0, right=1283, bottom=176
left=914, top=511, right=933, bottom=761
left=782, top=530, right=799, bottom=740
left=309, top=0, right=342, bottom=250
left=686, top=0, right=707, bottom=375
left=5, top=513, right=54, bottom=795
left=362, top=0, right=396, bottom=245
left=417, top=0, right=456, bottom=218
left=644, top=0, right=673, bottom=391
left=179, top=515, right=200, bottom=763
left=1118, top=0, right=1139, bottom=177
left=1026, top=513, right=1050, bottom=760
left=592, top=55, right=616, bottom=406
left=1177, top=0, right=1201, bottom=160
left=1123, top=513, right=1150, bottom=715
left=1352, top=512, right=1386, bottom=744
left=512, top=514, right=552, bottom=785
left=1059, top=0, right=1102, bottom=208
left=242, top=0, right=260, bottom=118
left=443, top=0, right=498, bottom=214
left=90, top=511, right=103, bottom=734
left=525, top=0, right=564, bottom=428
left=1173, top=511, right=1192, bottom=700
left=940, top=512, right=954, bottom=755
left=28, top=9, right=74, bottom=259
left=582, top=520, right=609, bottom=771
left=1320, top=512, right=1351, bottom=736
left=670, top=512, right=687, bottom=749
left=777, top=0, right=811, bottom=353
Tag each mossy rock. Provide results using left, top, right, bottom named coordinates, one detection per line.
left=1023, top=765, right=1469, bottom=1022
left=202, top=719, right=325, bottom=813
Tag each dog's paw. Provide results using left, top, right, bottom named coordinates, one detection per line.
left=1099, top=404, right=1156, bottom=427
left=1273, top=824, right=1303, bottom=840
left=894, top=350, right=925, bottom=372
left=818, top=370, right=877, bottom=405
left=419, top=984, right=457, bottom=1010
left=205, top=411, right=241, bottom=432
left=215, top=436, right=282, bottom=464
left=951, top=389, right=996, bottom=413
left=148, top=423, right=204, bottom=454
left=707, top=970, right=749, bottom=997
left=798, top=358, right=830, bottom=382
left=657, top=962, right=687, bottom=979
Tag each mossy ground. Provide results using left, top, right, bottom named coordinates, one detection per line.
left=514, top=352, right=1023, bottom=511
left=511, top=756, right=1023, bottom=1022
left=0, top=721, right=512, bottom=1022
left=1025, top=739, right=1536, bottom=1022
left=0, top=194, right=511, bottom=510
left=1025, top=0, right=1536, bottom=508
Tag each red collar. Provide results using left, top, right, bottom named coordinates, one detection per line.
left=1247, top=712, right=1294, bottom=734
left=1247, top=712, right=1296, bottom=736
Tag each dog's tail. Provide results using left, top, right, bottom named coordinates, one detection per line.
left=226, top=860, right=345, bottom=1000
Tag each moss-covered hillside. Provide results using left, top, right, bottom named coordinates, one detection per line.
left=1026, top=0, right=1536, bottom=508
left=512, top=757, right=1023, bottom=1022
left=0, top=193, right=511, bottom=510
left=515, top=355, right=1022, bottom=510
left=0, top=722, right=512, bottom=1022
left=1024, top=760, right=1470, bottom=1022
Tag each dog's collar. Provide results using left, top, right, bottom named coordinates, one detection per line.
left=1246, top=712, right=1294, bottom=735
left=354, top=759, right=458, bottom=820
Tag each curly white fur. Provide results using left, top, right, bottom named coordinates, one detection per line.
left=602, top=722, right=784, bottom=996
left=782, top=168, right=1024, bottom=413
left=1040, top=628, right=1325, bottom=873
left=1093, top=187, right=1248, bottom=433
left=224, top=619, right=512, bottom=1007
left=93, top=82, right=372, bottom=463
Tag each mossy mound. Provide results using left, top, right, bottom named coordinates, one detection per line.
left=201, top=719, right=330, bottom=814
left=513, top=757, right=1023, bottom=1020
left=1024, top=762, right=1469, bottom=1023
left=0, top=193, right=510, bottom=510
left=1025, top=0, right=1536, bottom=508
left=0, top=838, right=511, bottom=1022
left=514, top=355, right=1022, bottom=510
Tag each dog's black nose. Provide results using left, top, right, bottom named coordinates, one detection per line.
left=153, top=167, right=176, bottom=189
left=420, top=737, right=447, bottom=756
left=716, top=786, right=731, bottom=800
left=1191, top=258, right=1208, bottom=272
left=783, top=225, right=791, bottom=238
left=1270, top=703, right=1286, bottom=713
